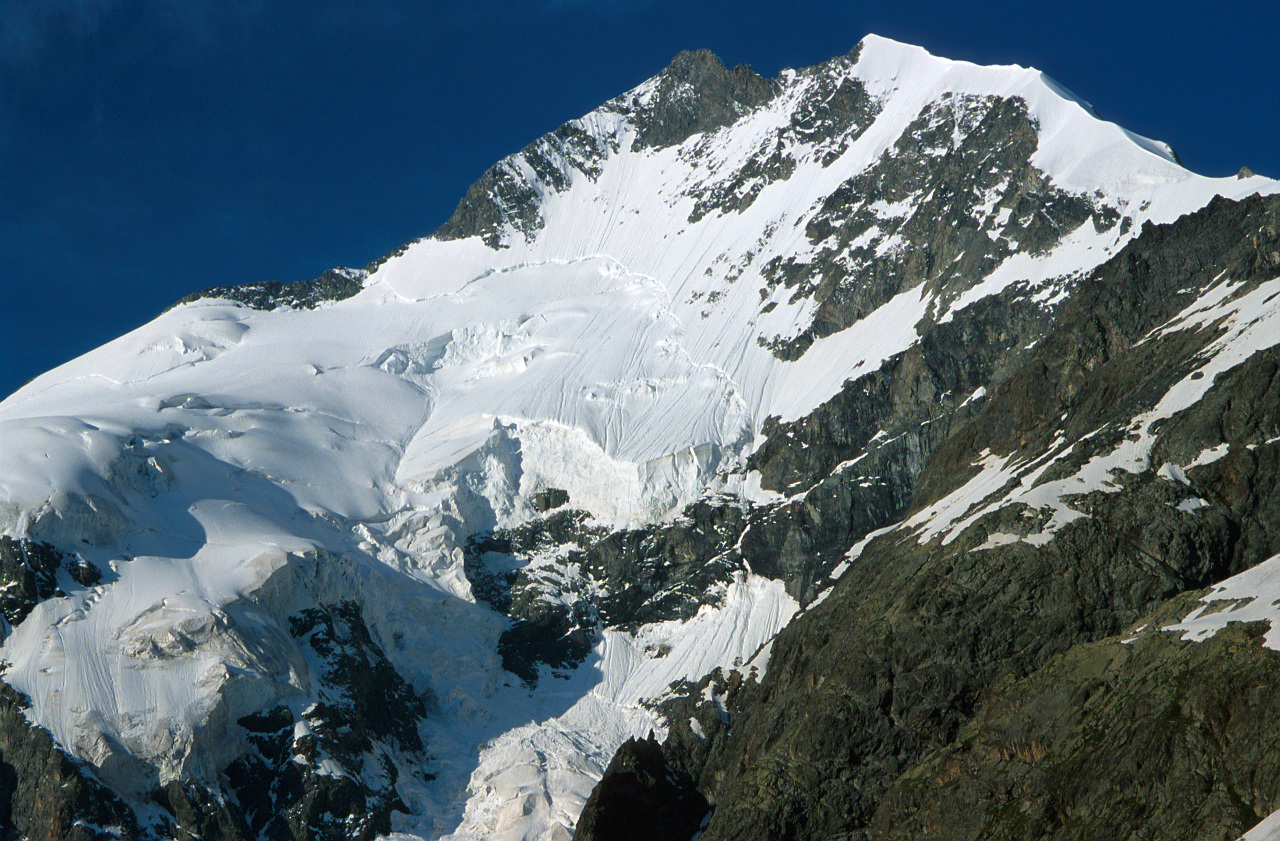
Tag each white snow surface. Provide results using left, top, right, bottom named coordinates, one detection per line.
left=0, top=34, right=1277, bottom=839
left=1167, top=553, right=1280, bottom=650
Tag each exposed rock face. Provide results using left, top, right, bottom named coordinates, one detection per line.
left=918, top=192, right=1280, bottom=508
left=581, top=192, right=1280, bottom=840
left=196, top=601, right=429, bottom=841
left=464, top=503, right=750, bottom=684
left=872, top=617, right=1280, bottom=841
left=0, top=536, right=102, bottom=629
left=432, top=120, right=613, bottom=249
left=740, top=281, right=1060, bottom=605
left=433, top=49, right=783, bottom=250
left=678, top=51, right=878, bottom=225
left=628, top=49, right=781, bottom=151
left=571, top=733, right=709, bottom=841
left=747, top=282, right=1049, bottom=497
left=0, top=680, right=141, bottom=841
left=532, top=487, right=571, bottom=513
left=173, top=267, right=367, bottom=311
left=760, top=93, right=1115, bottom=359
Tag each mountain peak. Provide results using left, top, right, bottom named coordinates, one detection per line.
left=631, top=48, right=778, bottom=149
left=1, top=35, right=1278, bottom=841
left=658, top=47, right=729, bottom=79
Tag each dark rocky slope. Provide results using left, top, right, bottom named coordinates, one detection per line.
left=575, top=193, right=1280, bottom=841
left=872, top=614, right=1280, bottom=841
left=0, top=679, right=142, bottom=841
left=0, top=536, right=101, bottom=630
left=572, top=733, right=710, bottom=841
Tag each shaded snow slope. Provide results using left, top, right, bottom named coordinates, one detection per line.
left=0, top=35, right=1276, bottom=840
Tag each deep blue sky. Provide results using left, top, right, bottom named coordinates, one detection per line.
left=3, top=0, right=1278, bottom=400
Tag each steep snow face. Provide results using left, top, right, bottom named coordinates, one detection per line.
left=0, top=34, right=1277, bottom=840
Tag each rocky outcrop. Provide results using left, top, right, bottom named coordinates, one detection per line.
left=872, top=616, right=1280, bottom=841
left=760, top=93, right=1117, bottom=360
left=220, top=601, right=426, bottom=841
left=682, top=51, right=880, bottom=224
left=172, top=266, right=367, bottom=311
left=0, top=536, right=100, bottom=631
left=626, top=50, right=780, bottom=152
left=139, top=600, right=430, bottom=841
left=571, top=733, right=709, bottom=841
left=919, top=192, right=1280, bottom=507
left=0, top=680, right=141, bottom=841
left=464, top=503, right=750, bottom=684
left=432, top=121, right=613, bottom=248
left=741, top=280, right=1060, bottom=604
left=433, top=49, right=780, bottom=250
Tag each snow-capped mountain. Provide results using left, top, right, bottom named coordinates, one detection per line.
left=0, top=35, right=1278, bottom=841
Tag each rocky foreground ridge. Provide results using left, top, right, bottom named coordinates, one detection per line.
left=0, top=35, right=1277, bottom=841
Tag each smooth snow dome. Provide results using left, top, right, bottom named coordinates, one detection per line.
left=0, top=36, right=1278, bottom=840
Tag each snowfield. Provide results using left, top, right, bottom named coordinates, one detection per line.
left=0, top=34, right=1277, bottom=840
